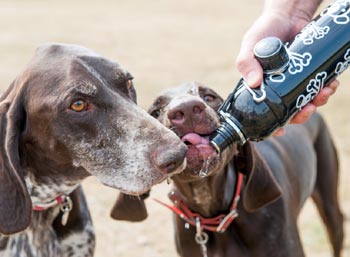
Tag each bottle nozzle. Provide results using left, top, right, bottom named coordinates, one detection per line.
left=209, top=115, right=246, bottom=154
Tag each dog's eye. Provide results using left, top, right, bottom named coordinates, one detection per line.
left=150, top=109, right=160, bottom=118
left=203, top=94, right=215, bottom=103
left=127, top=79, right=133, bottom=90
left=70, top=100, right=89, bottom=112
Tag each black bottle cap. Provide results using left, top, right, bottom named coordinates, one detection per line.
left=253, top=37, right=289, bottom=74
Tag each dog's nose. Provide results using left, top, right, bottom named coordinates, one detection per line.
left=152, top=143, right=187, bottom=174
left=168, top=100, right=206, bottom=127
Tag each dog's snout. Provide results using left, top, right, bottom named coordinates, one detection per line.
left=152, top=143, right=187, bottom=174
left=168, top=100, right=206, bottom=126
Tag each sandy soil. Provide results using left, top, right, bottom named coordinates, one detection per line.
left=0, top=0, right=349, bottom=256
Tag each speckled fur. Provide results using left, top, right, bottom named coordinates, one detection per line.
left=66, top=94, right=185, bottom=194
left=0, top=207, right=94, bottom=257
left=0, top=43, right=187, bottom=256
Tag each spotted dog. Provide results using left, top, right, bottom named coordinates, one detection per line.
left=0, top=44, right=187, bottom=257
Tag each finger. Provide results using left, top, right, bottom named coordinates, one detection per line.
left=311, top=79, right=339, bottom=106
left=236, top=50, right=263, bottom=88
left=328, top=79, right=339, bottom=92
left=236, top=37, right=264, bottom=88
left=290, top=103, right=317, bottom=124
left=273, top=127, right=286, bottom=136
left=312, top=87, right=334, bottom=106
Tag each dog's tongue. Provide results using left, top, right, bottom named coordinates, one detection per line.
left=182, top=133, right=216, bottom=159
left=182, top=133, right=210, bottom=145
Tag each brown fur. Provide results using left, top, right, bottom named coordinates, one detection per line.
left=112, top=82, right=344, bottom=257
left=0, top=44, right=187, bottom=256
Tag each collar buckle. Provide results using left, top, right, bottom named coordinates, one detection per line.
left=60, top=195, right=73, bottom=226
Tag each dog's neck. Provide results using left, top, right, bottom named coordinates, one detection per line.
left=173, top=161, right=237, bottom=217
left=24, top=173, right=79, bottom=205
left=0, top=208, right=63, bottom=256
left=21, top=143, right=88, bottom=204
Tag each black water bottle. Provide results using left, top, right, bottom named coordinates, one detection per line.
left=210, top=0, right=350, bottom=154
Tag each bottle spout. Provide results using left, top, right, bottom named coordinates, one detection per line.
left=209, top=118, right=245, bottom=154
left=209, top=137, right=223, bottom=154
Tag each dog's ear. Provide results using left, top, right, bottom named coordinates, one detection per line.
left=234, top=143, right=282, bottom=212
left=0, top=82, right=32, bottom=235
left=110, top=191, right=149, bottom=222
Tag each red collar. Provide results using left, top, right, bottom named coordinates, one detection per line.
left=32, top=194, right=73, bottom=226
left=155, top=172, right=244, bottom=233
left=32, top=195, right=68, bottom=211
left=31, top=186, right=77, bottom=211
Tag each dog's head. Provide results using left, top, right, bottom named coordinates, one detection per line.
left=0, top=44, right=187, bottom=235
left=150, top=82, right=281, bottom=209
left=147, top=82, right=234, bottom=180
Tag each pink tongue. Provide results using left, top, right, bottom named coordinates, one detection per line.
left=182, top=133, right=210, bottom=146
left=182, top=133, right=216, bottom=159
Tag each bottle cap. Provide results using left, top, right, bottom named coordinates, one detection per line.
left=253, top=37, right=289, bottom=74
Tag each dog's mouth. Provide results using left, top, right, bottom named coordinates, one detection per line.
left=181, top=133, right=216, bottom=159
left=180, top=132, right=218, bottom=175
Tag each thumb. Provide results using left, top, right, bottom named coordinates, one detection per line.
left=236, top=47, right=263, bottom=88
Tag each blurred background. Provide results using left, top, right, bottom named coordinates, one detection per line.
left=0, top=0, right=348, bottom=256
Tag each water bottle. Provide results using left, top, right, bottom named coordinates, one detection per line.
left=209, top=0, right=350, bottom=154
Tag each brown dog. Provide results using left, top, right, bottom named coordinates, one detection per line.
left=112, top=82, right=344, bottom=257
left=0, top=44, right=187, bottom=257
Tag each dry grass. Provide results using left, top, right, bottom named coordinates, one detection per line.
left=0, top=0, right=348, bottom=256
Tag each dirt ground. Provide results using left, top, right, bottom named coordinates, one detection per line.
left=0, top=0, right=349, bottom=256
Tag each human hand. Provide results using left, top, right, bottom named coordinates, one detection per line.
left=236, top=3, right=337, bottom=135
left=236, top=11, right=309, bottom=88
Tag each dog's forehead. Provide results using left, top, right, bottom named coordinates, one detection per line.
left=161, top=82, right=200, bottom=98
left=36, top=43, right=100, bottom=57
left=32, top=43, right=128, bottom=79
left=14, top=43, right=132, bottom=104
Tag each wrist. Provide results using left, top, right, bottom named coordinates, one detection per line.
left=261, top=0, right=322, bottom=37
left=263, top=0, right=322, bottom=22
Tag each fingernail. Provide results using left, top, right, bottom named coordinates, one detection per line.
left=245, top=71, right=259, bottom=87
